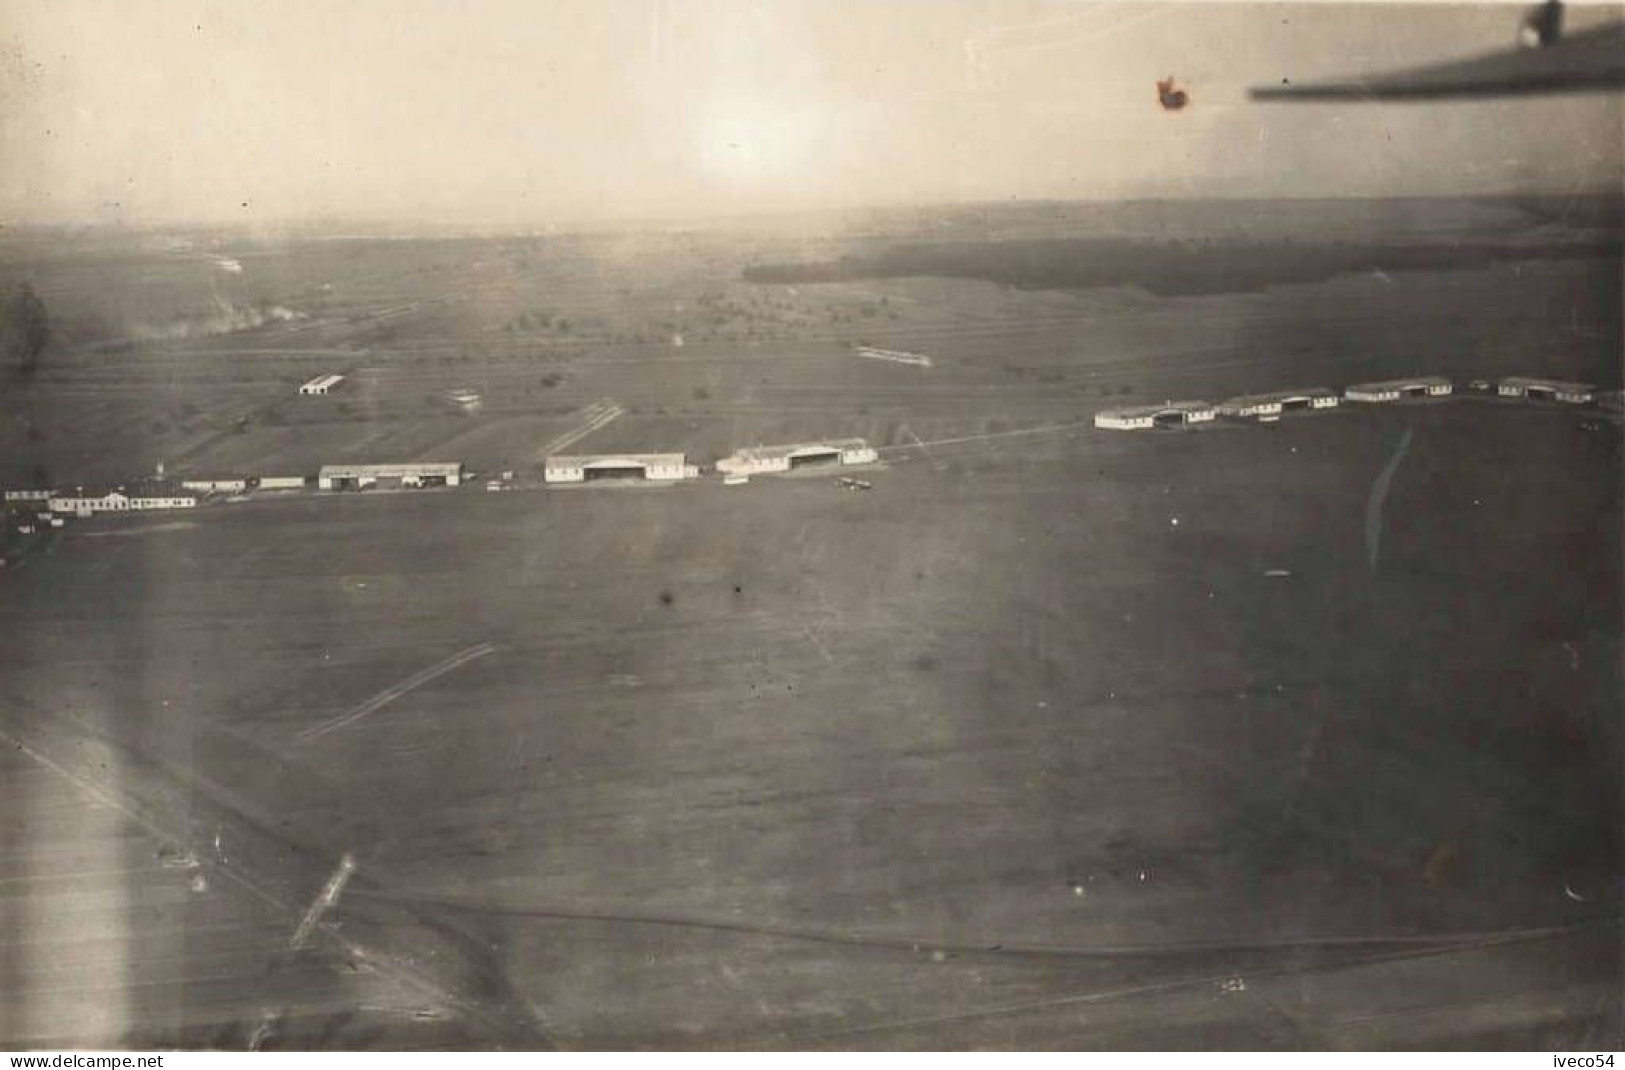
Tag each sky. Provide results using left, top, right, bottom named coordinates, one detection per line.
left=0, top=0, right=1620, bottom=227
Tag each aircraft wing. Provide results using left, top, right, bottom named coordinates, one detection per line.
left=1250, top=21, right=1625, bottom=101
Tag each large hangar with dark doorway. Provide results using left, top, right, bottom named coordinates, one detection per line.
left=544, top=454, right=699, bottom=484
left=1498, top=377, right=1595, bottom=404
left=1218, top=388, right=1339, bottom=419
left=1345, top=377, right=1453, bottom=402
left=317, top=462, right=463, bottom=490
left=716, top=439, right=879, bottom=477
left=1094, top=400, right=1216, bottom=431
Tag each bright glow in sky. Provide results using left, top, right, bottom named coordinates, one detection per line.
left=0, top=0, right=1619, bottom=226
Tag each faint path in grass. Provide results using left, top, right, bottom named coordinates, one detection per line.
left=293, top=642, right=497, bottom=745
left=1365, top=426, right=1415, bottom=576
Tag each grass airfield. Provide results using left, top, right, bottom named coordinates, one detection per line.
left=0, top=201, right=1620, bottom=1048
left=2, top=404, right=1618, bottom=1048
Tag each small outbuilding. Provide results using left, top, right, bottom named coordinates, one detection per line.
left=299, top=374, right=346, bottom=396
left=543, top=454, right=698, bottom=483
left=716, top=439, right=878, bottom=476
left=1345, top=377, right=1453, bottom=402
left=1497, top=376, right=1595, bottom=404
left=1094, top=400, right=1216, bottom=430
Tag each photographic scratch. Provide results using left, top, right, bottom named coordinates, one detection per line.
left=289, top=852, right=357, bottom=950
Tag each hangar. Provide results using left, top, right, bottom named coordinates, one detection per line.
left=1094, top=400, right=1216, bottom=430
left=716, top=439, right=879, bottom=476
left=299, top=374, right=345, bottom=396
left=1218, top=388, right=1340, bottom=418
left=318, top=463, right=463, bottom=490
left=1497, top=377, right=1595, bottom=404
left=544, top=454, right=698, bottom=484
left=1345, top=377, right=1453, bottom=402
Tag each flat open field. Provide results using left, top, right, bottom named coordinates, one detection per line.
left=0, top=199, right=1620, bottom=1048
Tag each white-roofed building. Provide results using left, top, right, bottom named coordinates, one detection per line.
left=181, top=478, right=249, bottom=494
left=49, top=491, right=197, bottom=515
left=1345, top=377, right=1453, bottom=402
left=1218, top=388, right=1340, bottom=418
left=1094, top=400, right=1217, bottom=430
left=317, top=463, right=462, bottom=490
left=1497, top=377, right=1595, bottom=404
left=299, top=374, right=346, bottom=395
left=544, top=454, right=698, bottom=483
left=716, top=439, right=878, bottom=476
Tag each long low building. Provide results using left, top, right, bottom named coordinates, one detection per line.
left=181, top=478, right=249, bottom=494
left=299, top=373, right=345, bottom=395
left=716, top=439, right=878, bottom=476
left=318, top=463, right=462, bottom=490
left=4, top=489, right=54, bottom=503
left=1497, top=376, right=1595, bottom=404
left=1217, top=388, right=1340, bottom=418
left=853, top=345, right=933, bottom=367
left=1345, top=377, right=1453, bottom=402
left=1094, top=400, right=1217, bottom=431
left=544, top=454, right=698, bottom=483
left=50, top=491, right=197, bottom=515
left=257, top=476, right=309, bottom=491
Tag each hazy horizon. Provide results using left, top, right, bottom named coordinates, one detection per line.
left=2, top=0, right=1621, bottom=230
left=0, top=189, right=1618, bottom=247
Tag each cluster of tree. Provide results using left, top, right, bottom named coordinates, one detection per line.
left=744, top=238, right=1618, bottom=297
left=1, top=283, right=49, bottom=377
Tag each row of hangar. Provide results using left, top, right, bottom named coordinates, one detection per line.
left=303, top=441, right=881, bottom=490
left=1094, top=375, right=1598, bottom=431
left=5, top=440, right=886, bottom=514
left=543, top=439, right=878, bottom=483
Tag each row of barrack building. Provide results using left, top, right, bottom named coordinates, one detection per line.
left=1094, top=375, right=1597, bottom=431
